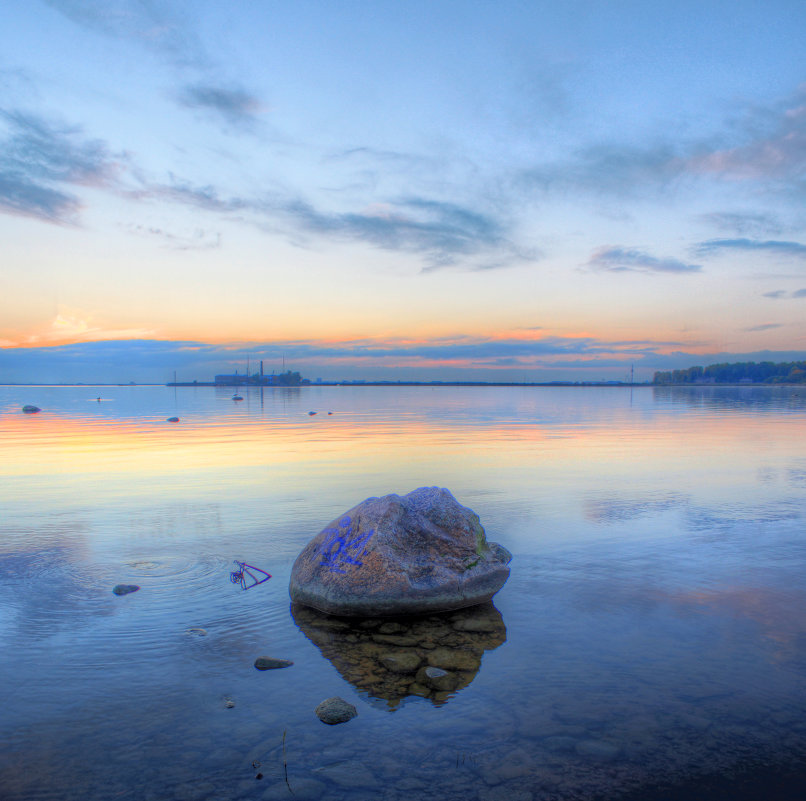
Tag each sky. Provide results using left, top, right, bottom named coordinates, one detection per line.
left=1, top=0, right=805, bottom=383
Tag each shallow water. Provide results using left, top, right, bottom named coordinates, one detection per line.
left=1, top=384, right=805, bottom=800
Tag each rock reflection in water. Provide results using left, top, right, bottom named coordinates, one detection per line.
left=291, top=602, right=506, bottom=708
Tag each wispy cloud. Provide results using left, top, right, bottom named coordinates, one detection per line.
left=10, top=310, right=155, bottom=347
left=175, top=83, right=266, bottom=128
left=698, top=211, right=784, bottom=237
left=0, top=110, right=121, bottom=223
left=519, top=141, right=680, bottom=198
left=684, top=88, right=806, bottom=183
left=694, top=238, right=806, bottom=259
left=138, top=177, right=534, bottom=270
left=764, top=288, right=806, bottom=300
left=743, top=323, right=783, bottom=332
left=137, top=179, right=251, bottom=213
left=280, top=196, right=534, bottom=271
left=518, top=86, right=806, bottom=202
left=586, top=246, right=702, bottom=274
left=43, top=0, right=206, bottom=67
left=124, top=224, right=221, bottom=251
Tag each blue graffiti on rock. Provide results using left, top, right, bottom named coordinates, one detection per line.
left=318, top=516, right=375, bottom=574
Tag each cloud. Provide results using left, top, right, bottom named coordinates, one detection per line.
left=298, top=197, right=539, bottom=271
left=135, top=178, right=251, bottom=213
left=743, top=323, right=783, bottom=332
left=124, top=224, right=221, bottom=250
left=641, top=349, right=806, bottom=371
left=698, top=211, right=784, bottom=237
left=693, top=238, right=806, bottom=259
left=0, top=110, right=121, bottom=223
left=43, top=0, right=206, bottom=67
left=0, top=333, right=660, bottom=373
left=586, top=246, right=702, bottom=274
left=518, top=85, right=806, bottom=202
left=13, top=310, right=156, bottom=347
left=175, top=83, right=265, bottom=128
left=684, top=88, right=806, bottom=183
left=140, top=176, right=535, bottom=270
left=764, top=288, right=806, bottom=300
left=519, top=141, right=680, bottom=198
left=0, top=173, right=81, bottom=222
left=4, top=338, right=806, bottom=384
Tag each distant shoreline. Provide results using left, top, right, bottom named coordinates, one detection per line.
left=166, top=380, right=651, bottom=388
left=2, top=381, right=804, bottom=388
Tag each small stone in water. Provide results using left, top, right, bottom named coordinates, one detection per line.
left=424, top=666, right=448, bottom=679
left=112, top=584, right=140, bottom=596
left=185, top=627, right=208, bottom=636
left=315, top=696, right=357, bottom=725
left=167, top=416, right=180, bottom=422
left=254, top=656, right=294, bottom=670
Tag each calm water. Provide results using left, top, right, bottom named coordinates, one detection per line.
left=1, top=384, right=806, bottom=801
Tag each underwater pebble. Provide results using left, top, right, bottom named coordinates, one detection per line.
left=314, top=696, right=357, bottom=725
left=112, top=584, right=140, bottom=596
left=254, top=657, right=294, bottom=670
left=315, top=760, right=374, bottom=786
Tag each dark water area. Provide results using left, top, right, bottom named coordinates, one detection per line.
left=1, top=384, right=806, bottom=800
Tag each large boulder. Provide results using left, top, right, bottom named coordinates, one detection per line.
left=288, top=487, right=511, bottom=616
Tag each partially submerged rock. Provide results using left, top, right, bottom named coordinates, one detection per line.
left=254, top=656, right=294, bottom=670
left=22, top=405, right=41, bottom=414
left=112, top=584, right=140, bottom=596
left=315, top=696, right=357, bottom=725
left=289, top=487, right=511, bottom=616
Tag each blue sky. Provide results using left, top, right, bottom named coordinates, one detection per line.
left=1, top=0, right=805, bottom=382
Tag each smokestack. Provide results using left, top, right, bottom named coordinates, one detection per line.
left=260, top=360, right=264, bottom=379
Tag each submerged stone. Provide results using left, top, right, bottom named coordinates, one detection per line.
left=22, top=405, right=41, bottom=413
left=254, top=656, right=294, bottom=670
left=379, top=651, right=422, bottom=673
left=315, top=696, right=357, bottom=725
left=289, top=487, right=511, bottom=616
left=112, top=584, right=140, bottom=596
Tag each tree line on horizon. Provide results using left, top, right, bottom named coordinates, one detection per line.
left=653, top=360, right=806, bottom=385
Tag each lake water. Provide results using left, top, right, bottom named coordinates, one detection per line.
left=1, top=384, right=806, bottom=801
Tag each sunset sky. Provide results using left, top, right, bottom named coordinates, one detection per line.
left=2, top=0, right=805, bottom=383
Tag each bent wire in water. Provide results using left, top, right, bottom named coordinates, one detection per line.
left=230, top=561, right=272, bottom=590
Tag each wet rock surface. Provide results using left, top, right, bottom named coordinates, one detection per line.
left=289, top=487, right=511, bottom=615
left=292, top=601, right=506, bottom=708
left=314, top=696, right=357, bottom=725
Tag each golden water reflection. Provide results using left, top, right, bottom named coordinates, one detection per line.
left=291, top=601, right=506, bottom=708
